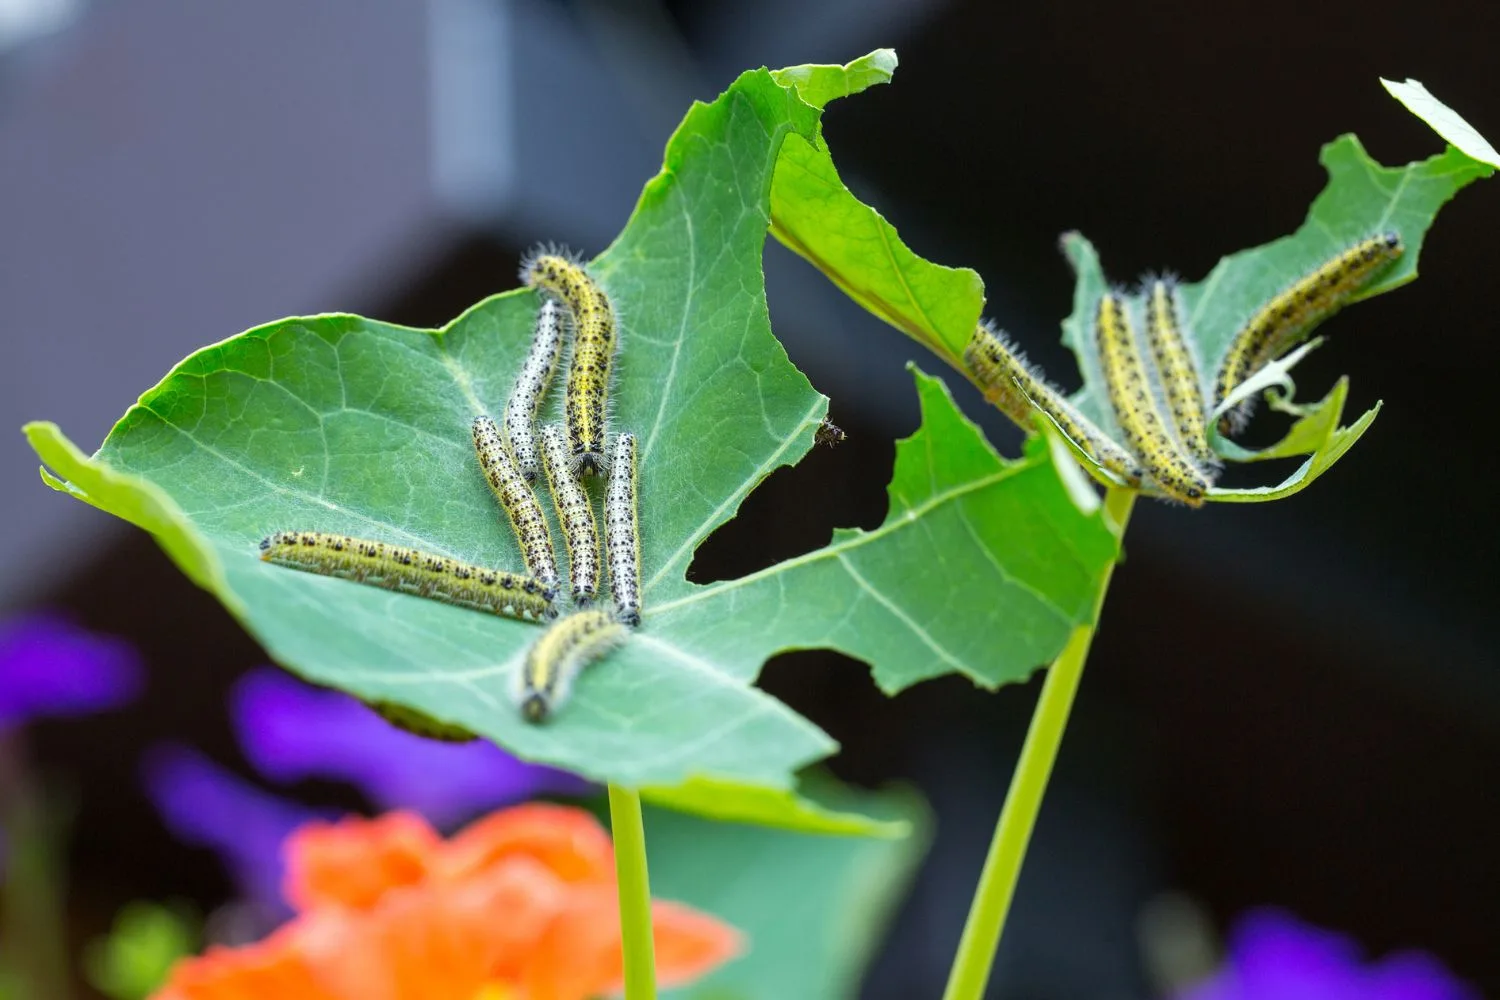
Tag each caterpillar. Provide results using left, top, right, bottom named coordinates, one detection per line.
left=502, top=298, right=565, bottom=483
left=258, top=531, right=556, bottom=621
left=1215, top=231, right=1404, bottom=432
left=1095, top=292, right=1208, bottom=506
left=604, top=432, right=641, bottom=627
left=522, top=248, right=617, bottom=476
left=539, top=423, right=600, bottom=606
left=513, top=608, right=627, bottom=724
left=365, top=700, right=477, bottom=743
left=473, top=415, right=559, bottom=590
left=1143, top=279, right=1213, bottom=464
left=814, top=417, right=846, bottom=447
left=963, top=321, right=1145, bottom=487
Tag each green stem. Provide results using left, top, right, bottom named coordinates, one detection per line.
left=940, top=487, right=1136, bottom=1000
left=609, top=784, right=657, bottom=1000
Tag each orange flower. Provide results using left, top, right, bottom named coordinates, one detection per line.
left=155, top=804, right=742, bottom=1000
left=284, top=811, right=439, bottom=911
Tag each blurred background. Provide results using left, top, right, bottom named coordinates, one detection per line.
left=2, top=0, right=1497, bottom=996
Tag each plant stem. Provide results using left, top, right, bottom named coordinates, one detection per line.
left=609, top=784, right=657, bottom=1000
left=940, top=487, right=1136, bottom=1000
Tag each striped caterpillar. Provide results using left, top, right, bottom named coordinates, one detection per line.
left=522, top=249, right=618, bottom=476
left=963, top=322, right=1145, bottom=487
left=502, top=298, right=565, bottom=483
left=1215, top=232, right=1404, bottom=432
left=513, top=608, right=627, bottom=723
left=473, top=415, right=559, bottom=590
left=604, top=433, right=641, bottom=627
left=258, top=531, right=556, bottom=622
left=1095, top=292, right=1208, bottom=506
left=539, top=423, right=601, bottom=606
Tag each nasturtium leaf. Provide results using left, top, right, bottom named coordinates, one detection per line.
left=768, top=51, right=984, bottom=364
left=656, top=366, right=1118, bottom=696
left=767, top=59, right=1491, bottom=502
left=1381, top=78, right=1500, bottom=168
left=641, top=775, right=910, bottom=839
left=24, top=56, right=1116, bottom=814
left=651, top=784, right=930, bottom=1000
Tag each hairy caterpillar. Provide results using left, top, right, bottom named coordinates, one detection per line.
left=513, top=608, right=627, bottom=723
left=258, top=531, right=556, bottom=621
left=814, top=417, right=846, bottom=447
left=503, top=298, right=565, bottom=483
left=539, top=423, right=601, bottom=606
left=1095, top=292, right=1208, bottom=506
left=365, top=700, right=477, bottom=743
left=1215, top=232, right=1404, bottom=432
left=522, top=248, right=617, bottom=476
left=963, top=322, right=1144, bottom=487
left=603, top=433, right=641, bottom=627
left=473, top=415, right=559, bottom=590
left=1143, top=279, right=1213, bottom=464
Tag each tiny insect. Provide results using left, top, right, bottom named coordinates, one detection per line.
left=1095, top=292, right=1208, bottom=506
left=604, top=433, right=641, bottom=627
left=1216, top=231, right=1404, bottom=432
left=539, top=423, right=600, bottom=606
left=365, top=700, right=478, bottom=743
left=258, top=531, right=556, bottom=622
left=814, top=417, right=846, bottom=447
left=473, top=415, right=559, bottom=590
left=503, top=298, right=565, bottom=483
left=521, top=248, right=617, bottom=476
left=1143, top=279, right=1213, bottom=464
left=963, top=321, right=1145, bottom=486
left=513, top=608, right=627, bottom=723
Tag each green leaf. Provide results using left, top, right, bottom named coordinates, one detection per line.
left=25, top=56, right=1117, bottom=817
left=660, top=366, right=1118, bottom=697
left=770, top=49, right=898, bottom=110
left=641, top=774, right=910, bottom=839
left=651, top=785, right=930, bottom=1000
left=1382, top=78, right=1500, bottom=168
left=1207, top=378, right=1381, bottom=503
left=767, top=62, right=1489, bottom=503
left=1063, top=134, right=1485, bottom=502
left=768, top=55, right=983, bottom=362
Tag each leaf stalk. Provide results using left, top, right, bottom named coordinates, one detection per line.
left=609, top=784, right=658, bottom=1000
left=940, top=487, right=1135, bottom=1000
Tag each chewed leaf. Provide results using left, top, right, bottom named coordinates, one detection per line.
left=1052, top=136, right=1486, bottom=500
left=25, top=55, right=1116, bottom=823
left=768, top=53, right=984, bottom=363
left=1382, top=78, right=1500, bottom=168
left=767, top=64, right=1489, bottom=505
left=1208, top=381, right=1380, bottom=504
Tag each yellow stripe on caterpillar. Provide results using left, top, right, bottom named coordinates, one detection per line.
left=1143, top=279, right=1213, bottom=464
left=521, top=248, right=617, bottom=476
left=1215, top=232, right=1403, bottom=433
left=539, top=423, right=601, bottom=606
left=513, top=608, right=627, bottom=723
left=473, top=415, right=559, bottom=590
left=963, top=322, right=1144, bottom=487
left=258, top=531, right=556, bottom=621
left=1095, top=293, right=1208, bottom=506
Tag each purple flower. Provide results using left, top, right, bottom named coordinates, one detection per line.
left=230, top=668, right=592, bottom=828
left=1177, top=908, right=1481, bottom=1000
left=141, top=743, right=327, bottom=921
left=0, top=614, right=142, bottom=728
